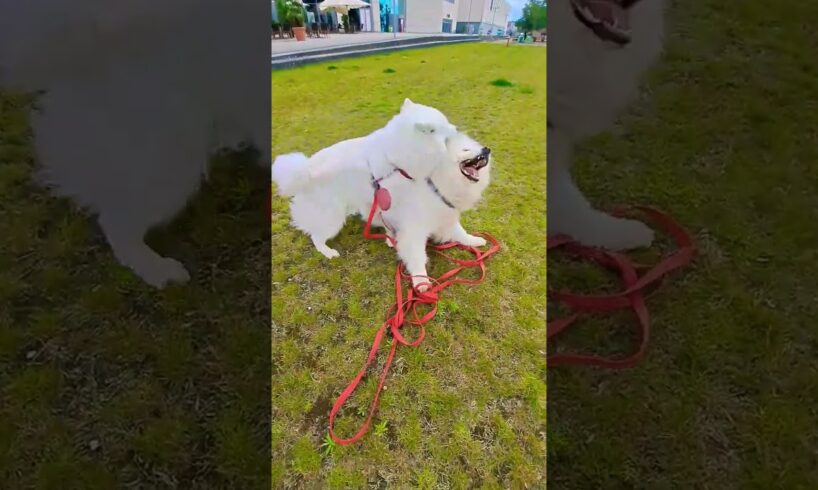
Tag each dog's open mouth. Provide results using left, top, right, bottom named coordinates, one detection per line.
left=571, top=0, right=640, bottom=45
left=459, top=147, right=490, bottom=182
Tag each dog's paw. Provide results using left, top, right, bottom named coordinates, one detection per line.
left=583, top=217, right=655, bottom=251
left=607, top=219, right=655, bottom=250
left=412, top=276, right=430, bottom=293
left=312, top=239, right=341, bottom=259
left=319, top=247, right=340, bottom=259
left=137, top=257, right=191, bottom=288
left=385, top=237, right=395, bottom=248
left=461, top=235, right=487, bottom=247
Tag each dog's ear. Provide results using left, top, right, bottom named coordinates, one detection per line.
left=402, top=98, right=415, bottom=110
left=414, top=122, right=437, bottom=134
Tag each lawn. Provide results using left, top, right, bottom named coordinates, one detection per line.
left=548, top=1, right=818, bottom=488
left=0, top=96, right=270, bottom=486
left=271, top=43, right=547, bottom=488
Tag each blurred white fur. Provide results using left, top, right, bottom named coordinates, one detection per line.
left=0, top=0, right=267, bottom=287
left=548, top=0, right=666, bottom=249
left=272, top=100, right=491, bottom=291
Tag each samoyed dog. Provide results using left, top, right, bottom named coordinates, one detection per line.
left=547, top=0, right=666, bottom=249
left=0, top=0, right=268, bottom=287
left=272, top=100, right=491, bottom=291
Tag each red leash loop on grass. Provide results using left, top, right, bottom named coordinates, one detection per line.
left=547, top=206, right=695, bottom=368
left=329, top=194, right=501, bottom=445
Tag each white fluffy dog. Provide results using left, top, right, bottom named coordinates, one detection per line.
left=0, top=0, right=268, bottom=287
left=272, top=100, right=491, bottom=291
left=548, top=0, right=666, bottom=249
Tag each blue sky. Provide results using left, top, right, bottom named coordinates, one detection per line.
left=506, top=0, right=546, bottom=24
left=507, top=0, right=526, bottom=21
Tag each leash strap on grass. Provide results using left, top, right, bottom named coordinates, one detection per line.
left=547, top=206, right=695, bottom=368
left=328, top=194, right=501, bottom=445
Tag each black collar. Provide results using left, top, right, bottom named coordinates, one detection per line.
left=426, top=177, right=456, bottom=209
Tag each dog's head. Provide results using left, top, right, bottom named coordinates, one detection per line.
left=425, top=131, right=492, bottom=211
left=445, top=132, right=491, bottom=185
left=393, top=98, right=457, bottom=151
left=549, top=0, right=665, bottom=140
left=383, top=98, right=459, bottom=178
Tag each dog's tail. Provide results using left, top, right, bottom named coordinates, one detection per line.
left=271, top=152, right=310, bottom=197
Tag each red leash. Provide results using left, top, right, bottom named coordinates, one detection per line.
left=548, top=206, right=695, bottom=368
left=328, top=193, right=501, bottom=445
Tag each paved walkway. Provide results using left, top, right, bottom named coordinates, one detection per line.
left=490, top=39, right=547, bottom=47
left=271, top=32, right=475, bottom=55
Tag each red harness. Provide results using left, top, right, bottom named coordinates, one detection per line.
left=548, top=206, right=694, bottom=367
left=328, top=178, right=501, bottom=445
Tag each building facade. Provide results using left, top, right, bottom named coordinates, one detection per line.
left=374, top=0, right=508, bottom=35
left=272, top=0, right=507, bottom=35
left=404, top=0, right=445, bottom=33
left=455, top=0, right=510, bottom=35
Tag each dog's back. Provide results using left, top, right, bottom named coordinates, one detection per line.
left=0, top=0, right=270, bottom=287
left=2, top=0, right=267, bottom=215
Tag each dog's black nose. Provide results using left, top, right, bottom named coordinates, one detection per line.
left=481, top=147, right=491, bottom=156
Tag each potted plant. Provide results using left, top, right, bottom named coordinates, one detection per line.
left=276, top=0, right=307, bottom=41
left=287, top=2, right=307, bottom=41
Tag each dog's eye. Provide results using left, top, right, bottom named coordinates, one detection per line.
left=430, top=129, right=435, bottom=133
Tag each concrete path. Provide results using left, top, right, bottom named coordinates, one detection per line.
left=271, top=32, right=475, bottom=55
left=497, top=41, right=547, bottom=47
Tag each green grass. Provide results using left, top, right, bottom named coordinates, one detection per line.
left=489, top=78, right=514, bottom=88
left=272, top=43, right=547, bottom=488
left=548, top=1, right=818, bottom=488
left=0, top=95, right=270, bottom=486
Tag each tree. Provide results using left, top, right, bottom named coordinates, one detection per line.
left=515, top=0, right=547, bottom=32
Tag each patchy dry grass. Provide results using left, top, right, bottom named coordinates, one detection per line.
left=548, top=1, right=818, bottom=488
left=272, top=43, right=547, bottom=488
left=0, top=93, right=270, bottom=487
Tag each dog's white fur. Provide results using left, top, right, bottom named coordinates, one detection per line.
left=272, top=100, right=490, bottom=291
left=0, top=0, right=268, bottom=287
left=272, top=99, right=457, bottom=202
left=548, top=0, right=666, bottom=249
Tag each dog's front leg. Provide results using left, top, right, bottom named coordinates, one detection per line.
left=99, top=213, right=191, bottom=288
left=547, top=128, right=654, bottom=250
left=547, top=160, right=654, bottom=250
left=395, top=228, right=431, bottom=292
left=438, top=221, right=487, bottom=247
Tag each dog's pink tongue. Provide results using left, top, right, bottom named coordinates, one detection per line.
left=465, top=167, right=478, bottom=179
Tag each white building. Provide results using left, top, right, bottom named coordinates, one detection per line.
left=365, top=0, right=508, bottom=35
left=404, top=0, right=458, bottom=33
left=455, top=0, right=510, bottom=35
left=272, top=0, right=509, bottom=35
